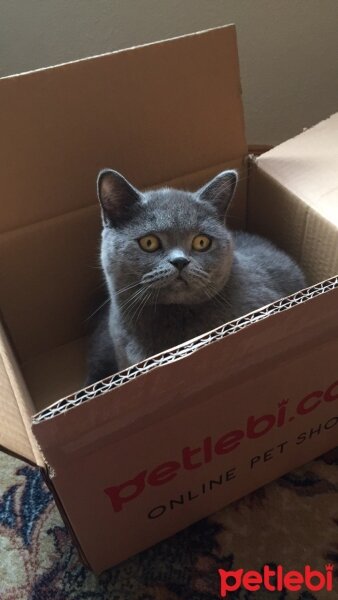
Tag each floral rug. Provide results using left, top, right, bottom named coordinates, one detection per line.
left=0, top=448, right=337, bottom=600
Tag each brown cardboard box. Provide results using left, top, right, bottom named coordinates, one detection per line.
left=0, top=25, right=337, bottom=573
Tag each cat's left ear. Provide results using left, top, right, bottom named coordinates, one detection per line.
left=196, top=170, right=238, bottom=218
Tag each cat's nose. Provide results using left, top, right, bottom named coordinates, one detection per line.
left=170, top=257, right=190, bottom=271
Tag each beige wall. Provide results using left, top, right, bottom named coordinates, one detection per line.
left=1, top=0, right=337, bottom=144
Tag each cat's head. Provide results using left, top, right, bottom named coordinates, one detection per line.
left=97, top=169, right=237, bottom=307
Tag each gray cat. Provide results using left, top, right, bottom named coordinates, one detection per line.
left=87, top=169, right=306, bottom=384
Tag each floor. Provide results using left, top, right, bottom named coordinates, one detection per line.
left=0, top=448, right=337, bottom=599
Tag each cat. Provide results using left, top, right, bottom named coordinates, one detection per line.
left=86, top=169, right=306, bottom=385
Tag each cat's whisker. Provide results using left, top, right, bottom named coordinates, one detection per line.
left=118, top=294, right=146, bottom=321
left=119, top=286, right=146, bottom=313
left=213, top=292, right=232, bottom=311
left=115, top=281, right=142, bottom=296
left=123, top=284, right=150, bottom=313
left=223, top=172, right=248, bottom=190
left=202, top=288, right=227, bottom=311
left=88, top=282, right=107, bottom=296
left=206, top=281, right=230, bottom=299
left=128, top=287, right=152, bottom=324
left=134, top=290, right=152, bottom=324
left=86, top=297, right=110, bottom=321
left=154, top=286, right=161, bottom=313
left=204, top=282, right=233, bottom=310
left=192, top=271, right=210, bottom=284
left=210, top=285, right=232, bottom=305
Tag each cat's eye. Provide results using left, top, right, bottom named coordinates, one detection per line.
left=192, top=234, right=212, bottom=252
left=138, top=235, right=161, bottom=252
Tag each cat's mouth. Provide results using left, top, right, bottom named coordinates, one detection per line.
left=144, top=272, right=214, bottom=305
left=175, top=275, right=188, bottom=285
left=153, top=274, right=189, bottom=288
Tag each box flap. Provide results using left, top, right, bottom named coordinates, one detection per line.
left=0, top=25, right=247, bottom=365
left=0, top=321, right=43, bottom=466
left=249, top=114, right=338, bottom=284
left=257, top=113, right=338, bottom=227
left=0, top=24, right=246, bottom=233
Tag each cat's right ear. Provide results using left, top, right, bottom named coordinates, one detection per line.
left=97, top=169, right=141, bottom=227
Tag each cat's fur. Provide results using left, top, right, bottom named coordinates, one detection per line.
left=87, top=169, right=306, bottom=384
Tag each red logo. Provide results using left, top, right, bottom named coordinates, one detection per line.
left=104, top=380, right=338, bottom=512
left=218, top=564, right=334, bottom=596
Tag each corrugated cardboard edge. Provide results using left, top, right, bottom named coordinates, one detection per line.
left=0, top=320, right=43, bottom=466
left=32, top=276, right=338, bottom=424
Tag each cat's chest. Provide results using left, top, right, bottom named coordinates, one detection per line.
left=134, top=304, right=224, bottom=352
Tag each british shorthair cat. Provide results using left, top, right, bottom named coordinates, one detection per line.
left=87, top=169, right=306, bottom=384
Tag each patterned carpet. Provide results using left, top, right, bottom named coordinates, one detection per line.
left=0, top=449, right=337, bottom=600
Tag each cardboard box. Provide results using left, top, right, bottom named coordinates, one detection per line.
left=0, top=25, right=337, bottom=573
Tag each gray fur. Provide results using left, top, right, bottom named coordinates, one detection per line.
left=87, top=169, right=306, bottom=384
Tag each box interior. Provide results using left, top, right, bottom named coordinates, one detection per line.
left=18, top=160, right=247, bottom=410
left=0, top=25, right=246, bottom=425
left=4, top=154, right=338, bottom=416
left=1, top=25, right=337, bottom=466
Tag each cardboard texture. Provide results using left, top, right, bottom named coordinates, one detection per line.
left=0, top=321, right=42, bottom=466
left=0, top=24, right=246, bottom=367
left=0, top=25, right=337, bottom=572
left=32, top=284, right=338, bottom=572
left=248, top=114, right=338, bottom=284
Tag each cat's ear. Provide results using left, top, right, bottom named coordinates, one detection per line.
left=196, top=170, right=238, bottom=219
left=97, top=169, right=141, bottom=227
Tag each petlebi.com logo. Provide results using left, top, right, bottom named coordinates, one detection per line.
left=104, top=379, right=338, bottom=514
left=218, top=564, right=334, bottom=596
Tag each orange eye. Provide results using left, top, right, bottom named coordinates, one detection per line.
left=138, top=235, right=161, bottom=252
left=192, top=234, right=212, bottom=252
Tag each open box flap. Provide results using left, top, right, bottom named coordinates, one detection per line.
left=257, top=113, right=338, bottom=228
left=0, top=322, right=43, bottom=466
left=0, top=24, right=246, bottom=234
left=248, top=113, right=338, bottom=284
left=0, top=24, right=247, bottom=367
